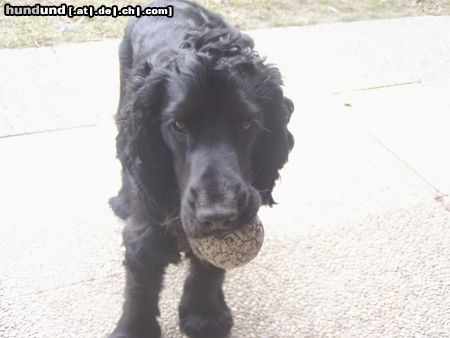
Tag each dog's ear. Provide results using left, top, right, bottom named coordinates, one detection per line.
left=251, top=90, right=294, bottom=206
left=283, top=96, right=295, bottom=151
left=117, top=64, right=178, bottom=220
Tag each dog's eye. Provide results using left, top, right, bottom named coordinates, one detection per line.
left=172, top=120, right=188, bottom=133
left=241, top=120, right=254, bottom=133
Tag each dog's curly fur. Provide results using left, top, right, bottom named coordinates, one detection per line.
left=109, top=1, right=294, bottom=337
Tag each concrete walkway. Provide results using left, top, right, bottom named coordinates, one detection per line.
left=1, top=16, right=449, bottom=337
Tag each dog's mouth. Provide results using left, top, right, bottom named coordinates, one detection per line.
left=182, top=219, right=237, bottom=239
left=166, top=218, right=234, bottom=255
left=179, top=216, right=226, bottom=239
left=180, top=204, right=259, bottom=240
left=178, top=182, right=262, bottom=240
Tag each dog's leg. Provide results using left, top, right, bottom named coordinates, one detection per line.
left=110, top=221, right=179, bottom=338
left=109, top=36, right=133, bottom=221
left=179, top=253, right=233, bottom=338
left=109, top=172, right=131, bottom=220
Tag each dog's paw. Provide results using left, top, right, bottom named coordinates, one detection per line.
left=109, top=333, right=139, bottom=338
left=109, top=320, right=161, bottom=338
left=179, top=305, right=233, bottom=338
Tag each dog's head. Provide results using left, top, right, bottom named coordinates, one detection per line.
left=119, top=31, right=294, bottom=238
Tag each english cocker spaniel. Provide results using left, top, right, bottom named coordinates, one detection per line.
left=109, top=1, right=294, bottom=337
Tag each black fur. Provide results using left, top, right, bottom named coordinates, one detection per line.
left=109, top=1, right=294, bottom=337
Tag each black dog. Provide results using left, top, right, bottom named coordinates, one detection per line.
left=109, top=1, right=294, bottom=337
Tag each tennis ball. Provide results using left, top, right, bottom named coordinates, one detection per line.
left=189, top=216, right=264, bottom=269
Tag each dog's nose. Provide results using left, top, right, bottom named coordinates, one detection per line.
left=196, top=208, right=238, bottom=232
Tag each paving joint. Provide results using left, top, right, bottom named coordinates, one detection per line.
left=1, top=272, right=124, bottom=301
left=331, top=80, right=423, bottom=95
left=0, top=124, right=98, bottom=139
left=366, top=130, right=449, bottom=203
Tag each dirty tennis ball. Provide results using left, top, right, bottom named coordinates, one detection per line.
left=189, top=216, right=264, bottom=269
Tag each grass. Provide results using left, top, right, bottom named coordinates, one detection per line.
left=1, top=0, right=449, bottom=48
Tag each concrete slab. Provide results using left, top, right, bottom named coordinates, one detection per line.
left=0, top=48, right=98, bottom=137
left=335, top=81, right=450, bottom=194
left=259, top=94, right=434, bottom=233
left=52, top=40, right=121, bottom=122
left=251, top=16, right=450, bottom=96
left=0, top=125, right=123, bottom=300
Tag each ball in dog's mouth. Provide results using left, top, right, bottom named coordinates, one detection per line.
left=188, top=216, right=264, bottom=269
